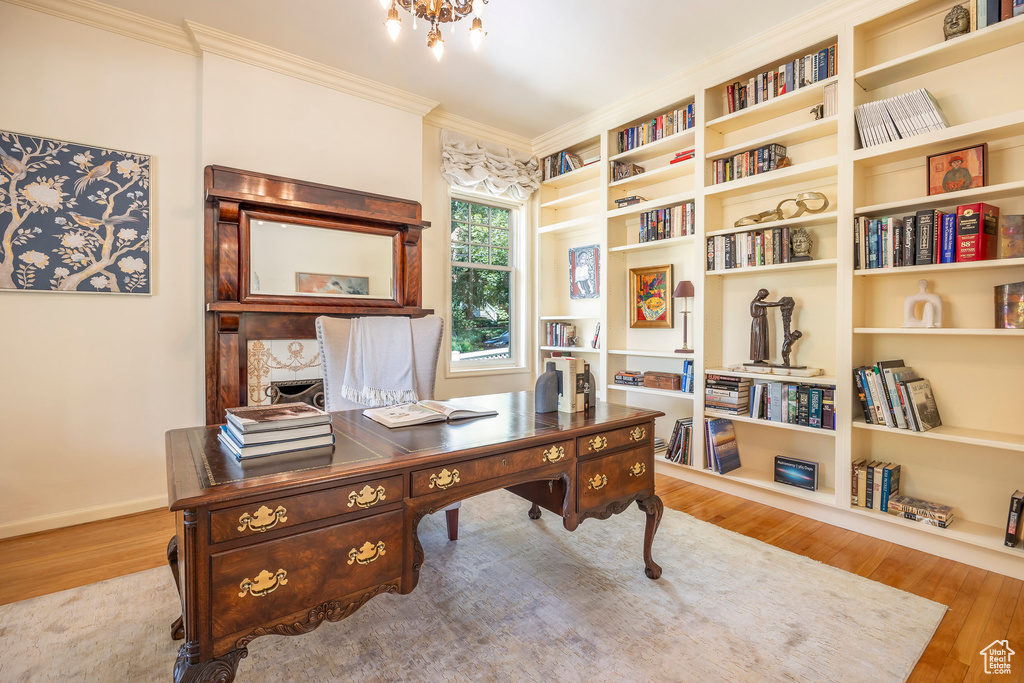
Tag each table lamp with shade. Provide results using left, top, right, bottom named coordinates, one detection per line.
left=673, top=280, right=695, bottom=353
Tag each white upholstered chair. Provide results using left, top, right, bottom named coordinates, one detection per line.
left=314, top=315, right=461, bottom=539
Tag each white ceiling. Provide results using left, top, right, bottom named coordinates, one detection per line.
left=100, top=0, right=823, bottom=140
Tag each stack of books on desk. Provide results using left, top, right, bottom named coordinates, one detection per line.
left=218, top=402, right=334, bottom=460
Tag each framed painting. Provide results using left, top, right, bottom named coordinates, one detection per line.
left=569, top=244, right=599, bottom=299
left=0, top=129, right=151, bottom=294
left=630, top=264, right=673, bottom=328
left=295, top=272, right=370, bottom=296
left=927, top=143, right=986, bottom=195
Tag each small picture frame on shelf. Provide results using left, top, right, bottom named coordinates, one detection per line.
left=927, top=143, right=986, bottom=195
left=568, top=245, right=599, bottom=299
left=629, top=264, right=673, bottom=329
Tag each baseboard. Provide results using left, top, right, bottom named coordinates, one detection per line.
left=0, top=495, right=168, bottom=539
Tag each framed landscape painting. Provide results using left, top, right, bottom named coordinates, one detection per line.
left=927, top=143, right=986, bottom=195
left=629, top=264, right=673, bottom=328
left=0, top=129, right=151, bottom=294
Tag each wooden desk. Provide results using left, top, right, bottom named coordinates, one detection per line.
left=166, top=392, right=664, bottom=682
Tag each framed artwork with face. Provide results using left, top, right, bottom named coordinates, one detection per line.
left=927, top=144, right=986, bottom=195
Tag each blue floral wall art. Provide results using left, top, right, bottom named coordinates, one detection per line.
left=0, top=130, right=151, bottom=294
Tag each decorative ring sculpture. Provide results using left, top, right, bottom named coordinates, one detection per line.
left=734, top=191, right=830, bottom=227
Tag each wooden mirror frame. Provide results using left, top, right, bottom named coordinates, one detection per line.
left=204, top=166, right=432, bottom=424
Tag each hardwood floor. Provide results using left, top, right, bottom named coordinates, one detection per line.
left=0, top=474, right=1019, bottom=681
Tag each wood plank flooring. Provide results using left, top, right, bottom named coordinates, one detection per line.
left=0, top=474, right=1019, bottom=681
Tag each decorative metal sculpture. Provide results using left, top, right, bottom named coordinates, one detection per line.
left=746, top=289, right=804, bottom=369
left=734, top=191, right=829, bottom=227
left=790, top=227, right=813, bottom=261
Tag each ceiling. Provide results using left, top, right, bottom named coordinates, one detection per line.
left=100, top=0, right=823, bottom=140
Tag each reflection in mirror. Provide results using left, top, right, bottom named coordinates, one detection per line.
left=249, top=220, right=394, bottom=299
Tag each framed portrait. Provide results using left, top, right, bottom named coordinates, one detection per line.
left=927, top=143, right=986, bottom=195
left=295, top=272, right=370, bottom=296
left=568, top=244, right=599, bottom=299
left=629, top=264, right=673, bottom=328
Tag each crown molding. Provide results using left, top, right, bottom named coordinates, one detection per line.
left=423, top=109, right=533, bottom=154
left=2, top=0, right=195, bottom=54
left=186, top=21, right=439, bottom=118
left=531, top=0, right=894, bottom=156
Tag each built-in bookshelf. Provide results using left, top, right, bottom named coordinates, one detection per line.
left=532, top=1, right=1024, bottom=579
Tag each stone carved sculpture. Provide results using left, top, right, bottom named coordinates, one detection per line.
left=903, top=279, right=943, bottom=328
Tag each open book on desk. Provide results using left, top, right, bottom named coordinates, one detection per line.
left=362, top=400, right=498, bottom=428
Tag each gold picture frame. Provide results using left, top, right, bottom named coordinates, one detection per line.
left=629, top=265, right=673, bottom=329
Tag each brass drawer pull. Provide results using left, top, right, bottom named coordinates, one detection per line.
left=237, top=505, right=287, bottom=533
left=629, top=426, right=646, bottom=442
left=587, top=474, right=608, bottom=490
left=238, top=569, right=287, bottom=598
left=348, top=484, right=386, bottom=509
left=429, top=468, right=460, bottom=490
left=542, top=445, right=565, bottom=463
left=628, top=462, right=646, bottom=477
left=348, top=541, right=386, bottom=565
left=588, top=436, right=608, bottom=452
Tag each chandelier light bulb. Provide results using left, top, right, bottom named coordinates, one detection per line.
left=469, top=17, right=485, bottom=50
left=429, top=28, right=445, bottom=61
left=385, top=6, right=402, bottom=41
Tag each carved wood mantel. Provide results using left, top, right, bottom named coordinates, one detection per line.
left=203, top=166, right=432, bottom=424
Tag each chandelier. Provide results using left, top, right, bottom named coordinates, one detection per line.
left=379, top=0, right=489, bottom=61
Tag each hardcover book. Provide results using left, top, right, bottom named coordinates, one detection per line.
left=955, top=202, right=999, bottom=262
left=362, top=400, right=498, bottom=428
left=903, top=378, right=942, bottom=431
left=706, top=418, right=741, bottom=474
left=225, top=402, right=332, bottom=433
left=218, top=426, right=335, bottom=460
left=1006, top=490, right=1024, bottom=547
left=774, top=455, right=818, bottom=491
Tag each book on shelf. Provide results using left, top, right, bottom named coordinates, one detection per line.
left=706, top=225, right=794, bottom=271
left=614, top=195, right=647, bottom=207
left=218, top=426, right=335, bottom=460
left=880, top=463, right=902, bottom=513
left=722, top=43, right=837, bottom=115
left=639, top=201, right=694, bottom=242
left=1006, top=489, right=1024, bottom=547
left=746, top=379, right=835, bottom=430
left=665, top=417, right=694, bottom=466
left=1000, top=215, right=1024, bottom=259
left=611, top=161, right=644, bottom=182
left=705, top=418, right=741, bottom=474
left=822, top=81, right=838, bottom=118
left=542, top=150, right=594, bottom=181
left=854, top=88, right=947, bottom=149
left=774, top=455, right=818, bottom=491
left=615, top=103, right=694, bottom=154
left=545, top=322, right=577, bottom=348
left=902, top=378, right=942, bottom=431
left=554, top=357, right=587, bottom=414
left=887, top=495, right=954, bottom=527
left=712, top=143, right=787, bottom=185
left=362, top=400, right=498, bottom=428
left=705, top=374, right=751, bottom=414
left=614, top=370, right=644, bottom=386
left=670, top=148, right=696, bottom=164
left=956, top=203, right=999, bottom=262
left=225, top=402, right=332, bottom=433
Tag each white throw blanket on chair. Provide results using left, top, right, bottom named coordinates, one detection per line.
left=341, top=317, right=418, bottom=408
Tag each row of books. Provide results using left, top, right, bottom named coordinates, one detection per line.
left=615, top=104, right=695, bottom=154
left=854, top=88, right=947, bottom=149
left=542, top=151, right=597, bottom=181
left=611, top=161, right=644, bottom=182
left=723, top=44, right=837, bottom=115
left=670, top=148, right=696, bottom=165
left=638, top=202, right=695, bottom=243
left=851, top=460, right=901, bottom=512
left=854, top=204, right=1004, bottom=270
left=613, top=361, right=694, bottom=393
left=970, top=0, right=1024, bottom=31
left=853, top=360, right=941, bottom=432
left=704, top=374, right=750, bottom=413
left=711, top=143, right=787, bottom=185
left=665, top=417, right=694, bottom=466
left=550, top=356, right=591, bottom=414
left=821, top=81, right=838, bottom=119
left=888, top=495, right=953, bottom=529
left=704, top=418, right=741, bottom=474
left=705, top=226, right=798, bottom=271
left=614, top=194, right=645, bottom=208
left=544, top=322, right=577, bottom=348
left=748, top=381, right=836, bottom=430
left=218, top=402, right=334, bottom=460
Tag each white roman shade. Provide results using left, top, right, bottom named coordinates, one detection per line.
left=440, top=129, right=540, bottom=201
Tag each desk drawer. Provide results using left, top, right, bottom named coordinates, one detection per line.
left=577, top=423, right=651, bottom=459
left=410, top=440, right=572, bottom=497
left=210, top=509, right=403, bottom=640
left=577, top=447, right=653, bottom=514
left=211, top=475, right=404, bottom=544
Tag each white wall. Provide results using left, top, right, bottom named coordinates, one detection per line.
left=0, top=3, right=203, bottom=534
left=0, top=4, right=531, bottom=537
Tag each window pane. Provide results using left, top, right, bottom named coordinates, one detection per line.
left=491, top=248, right=509, bottom=266
left=452, top=201, right=470, bottom=221
left=470, top=225, right=489, bottom=244
left=451, top=266, right=511, bottom=362
left=491, top=208, right=510, bottom=228
left=491, top=228, right=509, bottom=248
left=471, top=246, right=490, bottom=264
left=470, top=203, right=489, bottom=224
left=451, top=245, right=469, bottom=262
left=451, top=222, right=469, bottom=243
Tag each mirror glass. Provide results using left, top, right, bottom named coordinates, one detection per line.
left=248, top=219, right=394, bottom=299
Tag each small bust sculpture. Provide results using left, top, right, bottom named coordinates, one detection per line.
left=943, top=4, right=970, bottom=40
left=790, top=227, right=813, bottom=261
left=903, top=279, right=943, bottom=328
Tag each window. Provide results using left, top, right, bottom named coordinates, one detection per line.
left=449, top=196, right=517, bottom=368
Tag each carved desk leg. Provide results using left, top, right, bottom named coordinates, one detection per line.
left=637, top=495, right=663, bottom=579
left=167, top=535, right=184, bottom=640
left=528, top=503, right=542, bottom=520
left=174, top=645, right=247, bottom=683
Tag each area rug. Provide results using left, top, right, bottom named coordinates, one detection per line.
left=0, top=490, right=945, bottom=682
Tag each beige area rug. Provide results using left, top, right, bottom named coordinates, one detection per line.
left=0, top=490, right=945, bottom=682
